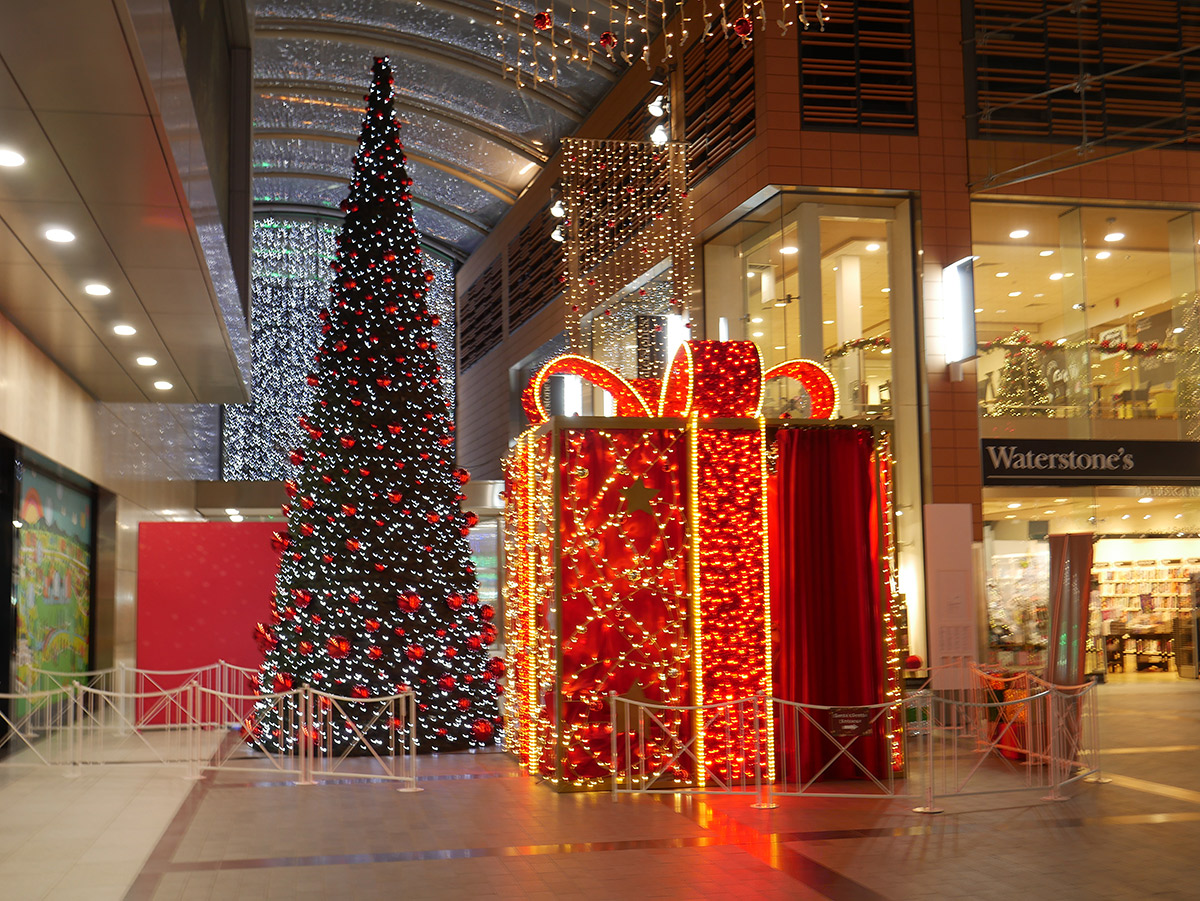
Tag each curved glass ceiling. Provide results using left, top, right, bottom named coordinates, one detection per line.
left=252, top=0, right=633, bottom=260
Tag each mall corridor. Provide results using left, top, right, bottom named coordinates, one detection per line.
left=0, top=675, right=1196, bottom=900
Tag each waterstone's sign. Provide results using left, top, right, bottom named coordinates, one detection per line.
left=982, top=438, right=1200, bottom=486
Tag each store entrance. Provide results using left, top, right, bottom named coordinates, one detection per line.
left=984, top=488, right=1200, bottom=681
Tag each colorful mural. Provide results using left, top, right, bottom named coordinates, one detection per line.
left=12, top=468, right=92, bottom=695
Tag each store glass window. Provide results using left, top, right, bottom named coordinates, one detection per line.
left=974, top=202, right=1200, bottom=434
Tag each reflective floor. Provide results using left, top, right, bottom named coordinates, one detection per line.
left=2, top=673, right=1198, bottom=900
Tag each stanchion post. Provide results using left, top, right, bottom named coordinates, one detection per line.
left=396, top=692, right=422, bottom=793
left=66, top=681, right=80, bottom=777
left=913, top=695, right=942, bottom=814
left=609, top=691, right=618, bottom=802
left=750, top=692, right=778, bottom=810
left=1083, top=685, right=1111, bottom=785
left=186, top=682, right=201, bottom=781
left=1042, top=688, right=1067, bottom=802
left=299, top=686, right=314, bottom=785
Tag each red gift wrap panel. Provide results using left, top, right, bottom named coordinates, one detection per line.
left=545, top=428, right=691, bottom=781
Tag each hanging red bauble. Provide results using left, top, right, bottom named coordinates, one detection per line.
left=352, top=685, right=370, bottom=698
left=368, top=646, right=383, bottom=660
left=406, top=644, right=425, bottom=661
left=365, top=618, right=380, bottom=632
left=446, top=593, right=463, bottom=610
left=487, top=657, right=507, bottom=678
left=599, top=30, right=616, bottom=49
left=340, top=503, right=358, bottom=516
left=465, top=511, right=479, bottom=527
left=438, top=674, right=456, bottom=690
left=480, top=604, right=495, bottom=621
left=399, top=592, right=421, bottom=612
left=468, top=636, right=482, bottom=651
left=300, top=496, right=315, bottom=510
left=270, top=531, right=290, bottom=552
left=481, top=624, right=498, bottom=645
left=327, top=635, right=351, bottom=658
left=423, top=270, right=435, bottom=283
left=340, top=436, right=356, bottom=448
left=457, top=698, right=472, bottom=710
left=299, top=641, right=314, bottom=655
left=733, top=16, right=753, bottom=36
left=472, top=719, right=494, bottom=741
left=284, top=478, right=299, bottom=498
left=533, top=10, right=551, bottom=29
left=289, top=450, right=305, bottom=465
left=272, top=673, right=293, bottom=692
left=253, top=623, right=277, bottom=652
left=346, top=538, right=360, bottom=552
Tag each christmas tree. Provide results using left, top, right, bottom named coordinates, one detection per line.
left=252, top=58, right=502, bottom=754
left=988, top=331, right=1052, bottom=416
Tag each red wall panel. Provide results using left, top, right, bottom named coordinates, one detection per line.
left=137, top=521, right=282, bottom=671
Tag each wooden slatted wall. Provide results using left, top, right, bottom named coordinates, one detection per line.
left=971, top=0, right=1200, bottom=144
left=459, top=257, right=503, bottom=371
left=683, top=32, right=755, bottom=181
left=507, top=203, right=565, bottom=330
left=799, top=0, right=917, bottom=131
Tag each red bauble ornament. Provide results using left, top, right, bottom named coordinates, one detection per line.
left=487, top=657, right=507, bottom=678
left=480, top=604, right=495, bottom=621
left=423, top=270, right=435, bottom=283
left=273, top=673, right=294, bottom=692
left=253, top=623, right=277, bottom=652
left=299, top=641, right=314, bottom=655
left=732, top=15, right=753, bottom=37
left=446, top=593, right=463, bottom=610
left=406, top=644, right=425, bottom=661
left=368, top=646, right=383, bottom=660
left=445, top=646, right=458, bottom=658
left=905, top=654, right=924, bottom=670
left=339, top=436, right=356, bottom=448
left=399, top=592, right=421, bottom=612
left=340, top=503, right=358, bottom=516
left=327, top=635, right=351, bottom=659
left=533, top=10, right=551, bottom=29
left=458, top=698, right=472, bottom=710
left=472, top=719, right=494, bottom=742
left=289, top=450, right=304, bottom=465
left=481, top=624, right=498, bottom=645
left=599, top=30, right=616, bottom=49
left=365, top=618, right=380, bottom=632
left=438, top=674, right=456, bottom=690
left=352, top=685, right=370, bottom=699
left=270, top=531, right=290, bottom=552
left=284, top=478, right=299, bottom=498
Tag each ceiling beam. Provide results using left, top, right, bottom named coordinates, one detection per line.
left=255, top=19, right=586, bottom=122
left=255, top=83, right=549, bottom=164
left=253, top=169, right=492, bottom=235
left=254, top=129, right=522, bottom=203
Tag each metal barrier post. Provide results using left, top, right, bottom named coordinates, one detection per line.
left=609, top=691, right=618, bottom=801
left=66, top=682, right=80, bottom=777
left=1083, top=685, right=1111, bottom=785
left=750, top=693, right=777, bottom=809
left=186, top=682, right=201, bottom=780
left=299, top=686, right=314, bottom=785
left=913, top=694, right=941, bottom=814
left=397, top=692, right=422, bottom=792
left=1042, top=688, right=1067, bottom=802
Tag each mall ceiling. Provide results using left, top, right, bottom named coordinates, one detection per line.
left=251, top=0, right=636, bottom=261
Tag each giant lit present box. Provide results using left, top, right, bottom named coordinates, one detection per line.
left=502, top=340, right=904, bottom=790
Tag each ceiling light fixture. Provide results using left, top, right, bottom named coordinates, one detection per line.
left=647, top=95, right=666, bottom=118
left=112, top=324, right=136, bottom=336
left=153, top=380, right=173, bottom=390
left=1094, top=250, right=1111, bottom=260
left=823, top=319, right=834, bottom=325
left=225, top=508, right=240, bottom=516
left=1039, top=250, right=1054, bottom=257
left=974, top=307, right=983, bottom=313
left=550, top=225, right=564, bottom=242
left=865, top=243, right=880, bottom=252
left=995, top=271, right=1010, bottom=278
left=84, top=283, right=111, bottom=296
left=550, top=198, right=565, bottom=218
left=135, top=356, right=157, bottom=367
left=1008, top=291, right=1022, bottom=297
left=1103, top=217, right=1124, bottom=242
left=881, top=287, right=890, bottom=293
left=1138, top=497, right=1153, bottom=504
left=1174, top=327, right=1185, bottom=334
left=1009, top=229, right=1029, bottom=239
left=0, top=148, right=25, bottom=167
left=228, top=514, right=244, bottom=523
left=1049, top=272, right=1064, bottom=281
left=649, top=123, right=669, bottom=146
left=44, top=227, right=75, bottom=243
left=780, top=245, right=798, bottom=255
left=1007, top=502, right=1022, bottom=509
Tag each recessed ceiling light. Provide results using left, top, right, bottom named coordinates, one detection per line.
left=44, top=227, right=75, bottom=243
left=1138, top=497, right=1153, bottom=504
left=1064, top=272, right=1075, bottom=278
left=1143, top=514, right=1152, bottom=520
left=1134, top=310, right=1145, bottom=317
left=1007, top=502, right=1022, bottom=509
left=1176, top=514, right=1184, bottom=519
left=996, top=309, right=1007, bottom=313
left=1039, top=249, right=1054, bottom=257
left=1055, top=498, right=1068, bottom=503
left=1008, top=291, right=1022, bottom=297
left=1104, top=228, right=1124, bottom=242
left=995, top=271, right=1010, bottom=278
left=1009, top=229, right=1029, bottom=239
left=1121, top=514, right=1131, bottom=520
left=228, top=514, right=244, bottom=523
left=780, top=245, right=798, bottom=255
left=0, top=147, right=25, bottom=167
left=153, top=380, right=173, bottom=391
left=1049, top=272, right=1064, bottom=281
left=1094, top=250, right=1111, bottom=260
left=1043, top=509, right=1056, bottom=515
left=865, top=243, right=880, bottom=252
left=880, top=347, right=892, bottom=355
left=774, top=345, right=786, bottom=350
left=974, top=307, right=983, bottom=313
left=84, top=283, right=111, bottom=296
left=746, top=270, right=757, bottom=278
left=225, top=508, right=240, bottom=516
left=752, top=331, right=764, bottom=337
left=113, top=324, right=136, bottom=336
left=136, top=356, right=157, bottom=367
left=1174, top=327, right=1185, bottom=334
left=881, top=287, right=890, bottom=293
left=823, top=319, right=834, bottom=325
left=751, top=317, right=763, bottom=323
left=832, top=266, right=839, bottom=271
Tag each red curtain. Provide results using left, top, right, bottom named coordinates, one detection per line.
left=772, top=427, right=886, bottom=780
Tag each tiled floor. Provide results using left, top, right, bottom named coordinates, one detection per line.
left=3, top=673, right=1199, bottom=900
